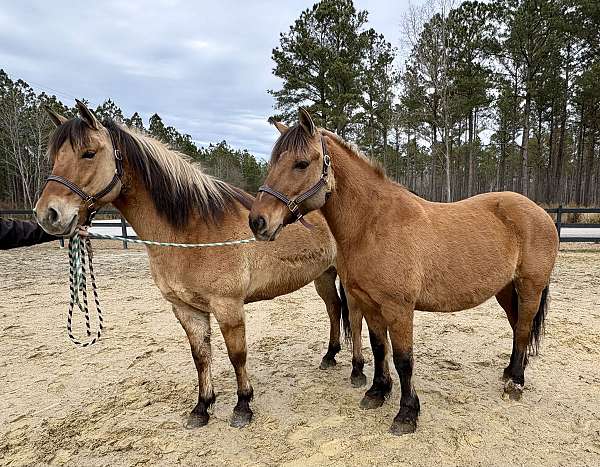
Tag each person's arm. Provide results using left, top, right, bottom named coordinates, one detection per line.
left=0, top=219, right=57, bottom=250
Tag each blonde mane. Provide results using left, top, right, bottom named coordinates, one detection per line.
left=48, top=117, right=253, bottom=227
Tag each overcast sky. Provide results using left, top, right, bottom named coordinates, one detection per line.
left=0, top=0, right=421, bottom=159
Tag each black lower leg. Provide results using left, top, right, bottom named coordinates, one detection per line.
left=320, top=342, right=341, bottom=369
left=350, top=355, right=367, bottom=387
left=187, top=390, right=215, bottom=428
left=231, top=387, right=254, bottom=427
left=504, top=349, right=526, bottom=400
left=369, top=330, right=392, bottom=391
left=503, top=336, right=518, bottom=380
left=390, top=351, right=420, bottom=435
left=360, top=330, right=392, bottom=409
left=229, top=350, right=254, bottom=428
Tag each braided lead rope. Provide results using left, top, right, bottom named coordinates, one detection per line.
left=88, top=232, right=256, bottom=248
left=67, top=234, right=102, bottom=347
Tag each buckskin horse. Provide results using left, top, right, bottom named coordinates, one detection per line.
left=249, top=108, right=559, bottom=435
left=34, top=101, right=368, bottom=429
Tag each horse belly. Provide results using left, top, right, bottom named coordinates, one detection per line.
left=417, top=225, right=518, bottom=312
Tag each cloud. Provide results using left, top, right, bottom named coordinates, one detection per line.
left=1, top=0, right=415, bottom=160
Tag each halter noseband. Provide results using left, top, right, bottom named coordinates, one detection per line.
left=45, top=130, right=123, bottom=226
left=258, top=133, right=331, bottom=228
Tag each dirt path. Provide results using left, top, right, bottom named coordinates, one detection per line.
left=1, top=244, right=599, bottom=466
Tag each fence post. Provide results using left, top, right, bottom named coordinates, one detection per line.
left=556, top=204, right=563, bottom=242
left=120, top=216, right=128, bottom=249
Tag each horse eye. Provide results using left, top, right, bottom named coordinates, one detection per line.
left=294, top=160, right=309, bottom=170
left=82, top=151, right=96, bottom=159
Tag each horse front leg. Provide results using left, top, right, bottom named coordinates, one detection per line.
left=215, top=299, right=254, bottom=428
left=383, top=303, right=420, bottom=435
left=359, top=308, right=392, bottom=409
left=172, top=303, right=215, bottom=428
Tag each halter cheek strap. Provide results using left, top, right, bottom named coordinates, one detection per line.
left=258, top=133, right=331, bottom=229
left=45, top=130, right=124, bottom=226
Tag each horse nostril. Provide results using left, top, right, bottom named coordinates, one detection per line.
left=47, top=207, right=59, bottom=225
left=250, top=215, right=267, bottom=234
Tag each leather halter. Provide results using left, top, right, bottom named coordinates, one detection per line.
left=45, top=130, right=123, bottom=226
left=258, top=132, right=331, bottom=228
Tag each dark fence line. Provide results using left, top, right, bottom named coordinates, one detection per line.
left=546, top=206, right=600, bottom=243
left=2, top=205, right=599, bottom=248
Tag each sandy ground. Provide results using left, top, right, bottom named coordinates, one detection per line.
left=1, top=242, right=599, bottom=466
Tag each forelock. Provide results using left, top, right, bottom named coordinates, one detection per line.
left=47, top=118, right=91, bottom=160
left=270, top=124, right=312, bottom=163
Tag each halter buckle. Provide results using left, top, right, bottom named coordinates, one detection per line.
left=323, top=154, right=331, bottom=167
left=287, top=199, right=299, bottom=213
left=83, top=196, right=97, bottom=211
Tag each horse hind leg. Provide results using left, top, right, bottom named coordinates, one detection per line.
left=502, top=282, right=549, bottom=401
left=314, top=268, right=342, bottom=369
left=346, top=292, right=367, bottom=387
left=495, top=282, right=518, bottom=381
left=172, top=304, right=215, bottom=428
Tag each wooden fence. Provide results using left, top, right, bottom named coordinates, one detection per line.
left=1, top=206, right=599, bottom=248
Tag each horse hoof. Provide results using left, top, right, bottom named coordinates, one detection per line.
left=185, top=412, right=209, bottom=429
left=230, top=409, right=253, bottom=428
left=319, top=356, right=337, bottom=369
left=389, top=418, right=417, bottom=435
left=503, top=380, right=523, bottom=401
left=359, top=394, right=385, bottom=410
left=350, top=372, right=367, bottom=388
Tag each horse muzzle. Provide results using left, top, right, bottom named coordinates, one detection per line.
left=34, top=200, right=79, bottom=237
left=249, top=214, right=283, bottom=242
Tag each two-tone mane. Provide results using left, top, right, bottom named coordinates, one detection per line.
left=48, top=118, right=253, bottom=227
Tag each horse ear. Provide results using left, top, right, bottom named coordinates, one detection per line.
left=268, top=117, right=289, bottom=135
left=44, top=105, right=68, bottom=127
left=298, top=107, right=316, bottom=136
left=75, top=99, right=100, bottom=129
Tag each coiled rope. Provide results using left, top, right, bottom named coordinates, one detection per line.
left=67, top=234, right=102, bottom=347
left=66, top=232, right=255, bottom=347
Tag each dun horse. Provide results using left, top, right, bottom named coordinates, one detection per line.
left=34, top=101, right=368, bottom=428
left=249, top=108, right=559, bottom=435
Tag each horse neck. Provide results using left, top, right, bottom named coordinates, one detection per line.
left=110, top=167, right=215, bottom=243
left=320, top=141, right=412, bottom=248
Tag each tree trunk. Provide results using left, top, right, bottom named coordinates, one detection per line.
left=583, top=130, right=596, bottom=206
left=467, top=110, right=474, bottom=197
left=575, top=106, right=585, bottom=205
left=554, top=53, right=570, bottom=204
left=520, top=84, right=531, bottom=198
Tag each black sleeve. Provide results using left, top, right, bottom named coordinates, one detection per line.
left=0, top=219, right=57, bottom=250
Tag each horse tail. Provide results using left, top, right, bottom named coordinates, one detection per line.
left=528, top=286, right=549, bottom=356
left=338, top=282, right=351, bottom=345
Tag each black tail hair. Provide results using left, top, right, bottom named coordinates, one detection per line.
left=338, top=282, right=351, bottom=344
left=528, top=286, right=549, bottom=356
